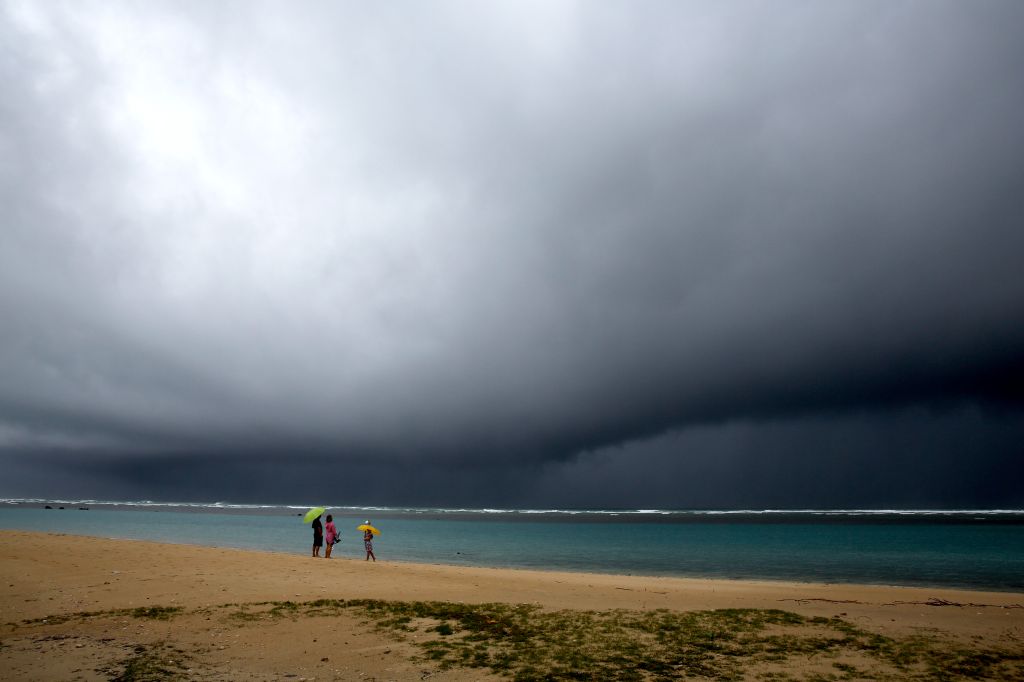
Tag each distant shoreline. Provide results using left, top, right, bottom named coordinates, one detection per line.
left=3, top=498, right=1024, bottom=522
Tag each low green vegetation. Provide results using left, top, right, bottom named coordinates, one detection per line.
left=100, top=643, right=192, bottom=682
left=219, top=598, right=1022, bottom=680
left=12, top=598, right=1023, bottom=680
left=17, top=605, right=182, bottom=627
left=342, top=601, right=1024, bottom=680
left=125, top=606, right=182, bottom=621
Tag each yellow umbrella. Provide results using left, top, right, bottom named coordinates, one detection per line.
left=357, top=523, right=380, bottom=535
left=304, top=507, right=326, bottom=524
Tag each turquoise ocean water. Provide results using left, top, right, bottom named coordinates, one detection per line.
left=1, top=501, right=1022, bottom=591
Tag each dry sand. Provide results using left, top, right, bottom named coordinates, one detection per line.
left=2, top=530, right=1022, bottom=680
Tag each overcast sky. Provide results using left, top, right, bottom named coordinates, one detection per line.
left=2, top=1, right=1022, bottom=508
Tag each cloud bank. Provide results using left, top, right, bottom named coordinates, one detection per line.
left=1, top=1, right=1022, bottom=505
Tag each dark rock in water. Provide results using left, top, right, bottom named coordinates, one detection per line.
left=59, top=507, right=65, bottom=510
left=44, top=505, right=52, bottom=509
left=79, top=507, right=89, bottom=511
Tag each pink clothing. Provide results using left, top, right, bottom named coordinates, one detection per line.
left=325, top=521, right=338, bottom=545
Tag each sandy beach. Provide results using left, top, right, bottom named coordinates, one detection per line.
left=2, top=530, right=1022, bottom=680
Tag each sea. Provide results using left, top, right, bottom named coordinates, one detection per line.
left=1, top=500, right=1022, bottom=592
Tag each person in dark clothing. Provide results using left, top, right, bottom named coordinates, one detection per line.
left=311, top=514, right=323, bottom=557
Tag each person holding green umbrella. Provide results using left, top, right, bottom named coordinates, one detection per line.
left=305, top=507, right=326, bottom=557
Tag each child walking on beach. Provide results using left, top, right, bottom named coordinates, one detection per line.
left=363, top=521, right=376, bottom=562
left=324, top=515, right=338, bottom=559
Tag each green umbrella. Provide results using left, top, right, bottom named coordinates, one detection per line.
left=303, top=506, right=326, bottom=524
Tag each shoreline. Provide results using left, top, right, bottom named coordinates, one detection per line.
left=3, top=530, right=1022, bottom=625
left=3, top=508, right=1023, bottom=593
left=3, top=526, right=1023, bottom=595
left=38, top=532, right=1024, bottom=595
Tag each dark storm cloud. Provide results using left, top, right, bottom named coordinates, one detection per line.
left=8, top=404, right=1023, bottom=509
left=1, top=1, right=1023, bottom=503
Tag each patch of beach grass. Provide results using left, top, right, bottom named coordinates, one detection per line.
left=336, top=600, right=1023, bottom=681
left=126, top=606, right=182, bottom=621
left=17, top=605, right=183, bottom=627
left=99, top=642, right=192, bottom=682
left=10, top=598, right=1023, bottom=680
left=226, top=606, right=263, bottom=623
left=149, top=601, right=1024, bottom=679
